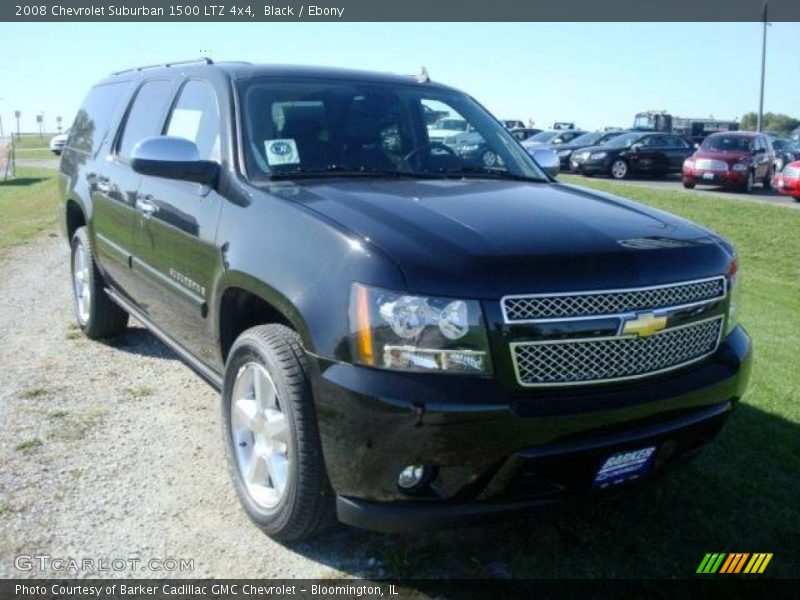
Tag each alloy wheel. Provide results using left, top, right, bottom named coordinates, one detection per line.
left=611, top=160, right=628, bottom=179
left=231, top=362, right=290, bottom=509
left=72, top=240, right=92, bottom=325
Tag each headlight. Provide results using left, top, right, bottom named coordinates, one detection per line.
left=725, top=258, right=740, bottom=335
left=683, top=158, right=694, bottom=168
left=732, top=163, right=748, bottom=172
left=590, top=152, right=607, bottom=160
left=557, top=149, right=572, bottom=157
left=458, top=144, right=480, bottom=152
left=349, top=283, right=492, bottom=375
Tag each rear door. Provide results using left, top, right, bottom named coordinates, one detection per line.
left=663, top=135, right=693, bottom=172
left=132, top=79, right=225, bottom=362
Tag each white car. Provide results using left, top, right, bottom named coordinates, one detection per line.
left=50, top=132, right=69, bottom=155
left=427, top=118, right=469, bottom=144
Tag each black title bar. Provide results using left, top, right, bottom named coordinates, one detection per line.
left=3, top=0, right=800, bottom=22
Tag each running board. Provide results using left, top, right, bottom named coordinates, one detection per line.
left=104, top=287, right=224, bottom=391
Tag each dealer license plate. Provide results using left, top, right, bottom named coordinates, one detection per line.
left=702, top=172, right=716, bottom=180
left=593, top=446, right=657, bottom=488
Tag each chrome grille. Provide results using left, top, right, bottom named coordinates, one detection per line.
left=694, top=159, right=729, bottom=171
left=503, top=277, right=725, bottom=322
left=512, top=316, right=724, bottom=387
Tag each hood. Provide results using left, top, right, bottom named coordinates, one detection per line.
left=274, top=179, right=732, bottom=298
left=692, top=149, right=749, bottom=163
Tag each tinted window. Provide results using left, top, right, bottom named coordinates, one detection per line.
left=701, top=135, right=750, bottom=152
left=664, top=135, right=688, bottom=148
left=166, top=80, right=221, bottom=162
left=605, top=132, right=643, bottom=148
left=118, top=80, right=174, bottom=159
left=67, top=82, right=132, bottom=154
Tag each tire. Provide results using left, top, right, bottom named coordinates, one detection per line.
left=793, top=196, right=800, bottom=203
left=683, top=179, right=695, bottom=189
left=762, top=168, right=773, bottom=190
left=222, top=324, right=334, bottom=541
left=481, top=150, right=497, bottom=167
left=70, top=227, right=129, bottom=339
left=740, top=170, right=755, bottom=193
left=610, top=159, right=628, bottom=180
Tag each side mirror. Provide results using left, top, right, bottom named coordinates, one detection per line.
left=131, top=136, right=218, bottom=185
left=531, top=147, right=560, bottom=178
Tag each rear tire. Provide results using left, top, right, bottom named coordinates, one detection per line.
left=222, top=324, right=334, bottom=541
left=70, top=227, right=129, bottom=339
left=762, top=168, right=773, bottom=190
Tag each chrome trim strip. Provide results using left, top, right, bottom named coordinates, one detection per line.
left=509, top=315, right=725, bottom=388
left=501, top=275, right=727, bottom=324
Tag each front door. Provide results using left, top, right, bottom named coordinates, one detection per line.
left=133, top=79, right=225, bottom=364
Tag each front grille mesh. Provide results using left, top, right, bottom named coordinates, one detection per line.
left=694, top=159, right=729, bottom=171
left=503, top=278, right=725, bottom=321
left=512, top=317, right=723, bottom=386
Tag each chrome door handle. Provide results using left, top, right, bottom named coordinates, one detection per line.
left=135, top=194, right=158, bottom=217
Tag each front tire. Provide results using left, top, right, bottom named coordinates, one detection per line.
left=740, top=170, right=755, bottom=193
left=70, top=227, right=128, bottom=339
left=683, top=179, right=695, bottom=189
left=222, top=324, right=334, bottom=541
left=610, top=159, right=628, bottom=180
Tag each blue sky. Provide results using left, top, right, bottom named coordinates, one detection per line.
left=0, top=22, right=798, bottom=134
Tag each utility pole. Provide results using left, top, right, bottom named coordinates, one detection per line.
left=757, top=0, right=769, bottom=132
left=14, top=111, right=20, bottom=138
left=0, top=98, right=4, bottom=138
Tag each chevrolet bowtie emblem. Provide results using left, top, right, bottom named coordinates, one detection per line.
left=622, top=312, right=668, bottom=337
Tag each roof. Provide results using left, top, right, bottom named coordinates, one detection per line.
left=101, top=59, right=456, bottom=91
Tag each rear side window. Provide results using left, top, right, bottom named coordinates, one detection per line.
left=165, top=80, right=221, bottom=162
left=67, top=82, right=131, bottom=154
left=118, top=79, right=175, bottom=159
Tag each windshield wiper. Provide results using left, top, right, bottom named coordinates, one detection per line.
left=433, top=166, right=548, bottom=183
left=269, top=164, right=433, bottom=180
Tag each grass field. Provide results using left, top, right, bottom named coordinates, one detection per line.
left=0, top=167, right=59, bottom=253
left=5, top=135, right=57, bottom=160
left=1, top=167, right=797, bottom=578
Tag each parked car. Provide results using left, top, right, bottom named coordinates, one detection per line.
left=427, top=117, right=469, bottom=143
left=774, top=160, right=800, bottom=202
left=573, top=131, right=693, bottom=179
left=771, top=138, right=800, bottom=172
left=682, top=132, right=775, bottom=192
left=508, top=127, right=542, bottom=142
left=537, top=129, right=626, bottom=171
left=502, top=119, right=525, bottom=130
left=50, top=132, right=69, bottom=155
left=522, top=129, right=586, bottom=149
left=61, top=60, right=750, bottom=540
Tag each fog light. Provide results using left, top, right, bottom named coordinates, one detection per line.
left=397, top=465, right=427, bottom=490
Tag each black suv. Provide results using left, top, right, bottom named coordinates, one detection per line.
left=61, top=60, right=752, bottom=540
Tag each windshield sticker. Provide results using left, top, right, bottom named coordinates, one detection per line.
left=265, top=139, right=300, bottom=166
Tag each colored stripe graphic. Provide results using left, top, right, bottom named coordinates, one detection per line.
left=700, top=552, right=774, bottom=574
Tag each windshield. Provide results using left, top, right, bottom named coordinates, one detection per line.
left=701, top=135, right=751, bottom=152
left=568, top=132, right=607, bottom=146
left=526, top=130, right=560, bottom=143
left=604, top=132, right=643, bottom=148
left=238, top=78, right=547, bottom=182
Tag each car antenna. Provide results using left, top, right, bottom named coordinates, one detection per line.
left=416, top=66, right=430, bottom=83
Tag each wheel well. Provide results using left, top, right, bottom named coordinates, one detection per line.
left=219, top=287, right=294, bottom=362
left=66, top=200, right=86, bottom=242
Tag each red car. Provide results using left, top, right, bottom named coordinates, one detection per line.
left=682, top=131, right=775, bottom=193
left=774, top=160, right=800, bottom=202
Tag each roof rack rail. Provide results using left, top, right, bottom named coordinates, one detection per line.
left=110, top=57, right=213, bottom=76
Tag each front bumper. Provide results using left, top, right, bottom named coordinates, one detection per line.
left=309, top=326, right=752, bottom=532
left=775, top=175, right=800, bottom=196
left=683, top=168, right=747, bottom=186
left=577, top=157, right=612, bottom=175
